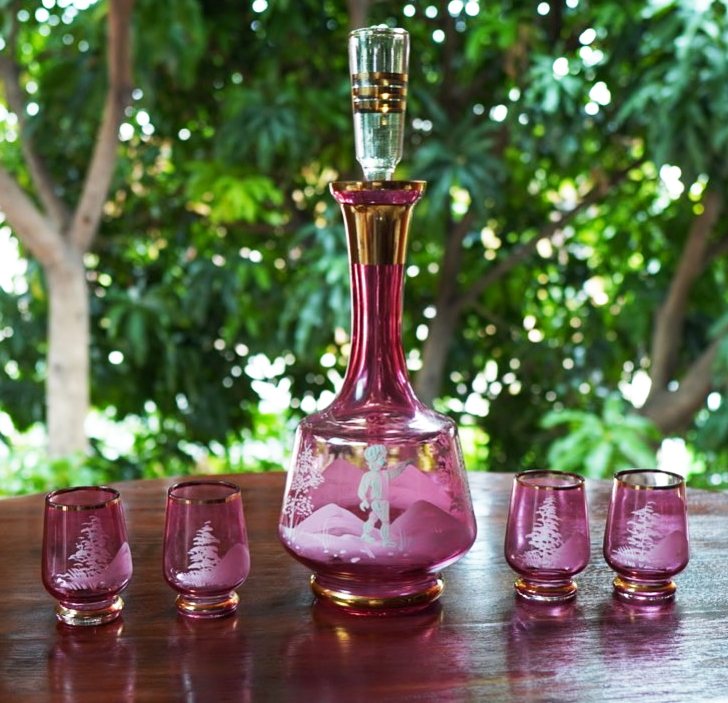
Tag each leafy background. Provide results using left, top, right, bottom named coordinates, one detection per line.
left=2, top=0, right=728, bottom=494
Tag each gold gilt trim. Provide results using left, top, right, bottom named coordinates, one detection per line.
left=515, top=469, right=585, bottom=491
left=46, top=486, right=121, bottom=512
left=614, top=469, right=684, bottom=491
left=352, top=71, right=407, bottom=114
left=310, top=574, right=444, bottom=611
left=167, top=480, right=241, bottom=505
left=330, top=181, right=425, bottom=265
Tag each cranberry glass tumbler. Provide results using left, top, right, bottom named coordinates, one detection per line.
left=42, top=486, right=133, bottom=626
left=504, top=471, right=590, bottom=602
left=278, top=183, right=477, bottom=614
left=164, top=480, right=250, bottom=618
left=604, top=469, right=689, bottom=602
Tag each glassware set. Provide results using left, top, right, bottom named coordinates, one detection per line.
left=41, top=27, right=690, bottom=625
left=275, top=26, right=692, bottom=612
left=505, top=468, right=690, bottom=604
left=42, top=479, right=251, bottom=625
left=42, top=466, right=689, bottom=627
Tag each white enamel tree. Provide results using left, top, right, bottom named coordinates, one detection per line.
left=615, top=501, right=663, bottom=567
left=66, top=515, right=112, bottom=583
left=524, top=496, right=564, bottom=567
left=283, top=442, right=324, bottom=527
left=187, top=521, right=221, bottom=573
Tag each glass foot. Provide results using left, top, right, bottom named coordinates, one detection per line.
left=310, top=574, right=444, bottom=615
left=56, top=595, right=124, bottom=626
left=175, top=591, right=239, bottom=618
left=612, top=576, right=677, bottom=603
left=514, top=578, right=578, bottom=603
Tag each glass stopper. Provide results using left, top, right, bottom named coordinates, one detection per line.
left=349, top=26, right=409, bottom=181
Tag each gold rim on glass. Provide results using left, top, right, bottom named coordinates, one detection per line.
left=515, top=470, right=585, bottom=491
left=45, top=486, right=121, bottom=512
left=167, top=480, right=241, bottom=505
left=614, top=469, right=684, bottom=490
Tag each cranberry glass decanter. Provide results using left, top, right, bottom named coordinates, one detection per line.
left=278, top=27, right=477, bottom=613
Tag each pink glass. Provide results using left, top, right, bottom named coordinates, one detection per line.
left=504, top=470, right=590, bottom=602
left=279, top=183, right=477, bottom=614
left=603, top=469, right=689, bottom=602
left=42, top=486, right=133, bottom=626
left=163, top=480, right=250, bottom=618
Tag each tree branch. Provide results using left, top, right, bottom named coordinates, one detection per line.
left=0, top=11, right=69, bottom=230
left=69, top=0, right=136, bottom=251
left=438, top=209, right=476, bottom=302
left=455, top=163, right=639, bottom=314
left=415, top=162, right=640, bottom=403
left=704, top=229, right=728, bottom=267
left=648, top=189, right=723, bottom=390
left=0, top=164, right=64, bottom=268
left=642, top=340, right=719, bottom=435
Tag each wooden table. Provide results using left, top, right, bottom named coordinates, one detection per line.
left=1, top=471, right=727, bottom=702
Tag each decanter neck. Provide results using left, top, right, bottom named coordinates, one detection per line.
left=330, top=182, right=425, bottom=410
left=332, top=181, right=425, bottom=265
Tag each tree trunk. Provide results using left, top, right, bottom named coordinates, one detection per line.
left=346, top=0, right=373, bottom=31
left=414, top=212, right=472, bottom=405
left=415, top=298, right=461, bottom=406
left=46, top=249, right=89, bottom=457
left=0, top=0, right=135, bottom=458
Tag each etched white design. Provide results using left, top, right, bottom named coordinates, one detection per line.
left=174, top=520, right=248, bottom=588
left=177, top=520, right=220, bottom=587
left=522, top=495, right=564, bottom=568
left=283, top=442, right=325, bottom=527
left=358, top=444, right=411, bottom=547
left=613, top=501, right=664, bottom=568
left=56, top=515, right=131, bottom=591
left=278, top=453, right=475, bottom=564
left=279, top=500, right=472, bottom=564
left=432, top=432, right=468, bottom=515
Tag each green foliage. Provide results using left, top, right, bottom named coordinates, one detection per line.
left=0, top=451, right=100, bottom=497
left=542, top=396, right=661, bottom=479
left=134, top=0, right=208, bottom=90
left=0, top=259, right=47, bottom=432
left=410, top=92, right=504, bottom=214
left=616, top=0, right=728, bottom=184
left=3, top=0, right=728, bottom=494
left=185, top=162, right=284, bottom=224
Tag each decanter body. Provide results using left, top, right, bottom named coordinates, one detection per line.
left=279, top=181, right=477, bottom=613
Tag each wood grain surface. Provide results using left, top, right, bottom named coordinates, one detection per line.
left=0, top=471, right=726, bottom=702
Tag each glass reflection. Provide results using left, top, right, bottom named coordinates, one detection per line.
left=48, top=619, right=136, bottom=703
left=282, top=602, right=473, bottom=702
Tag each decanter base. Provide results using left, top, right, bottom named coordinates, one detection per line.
left=310, top=574, right=444, bottom=615
left=612, top=576, right=677, bottom=603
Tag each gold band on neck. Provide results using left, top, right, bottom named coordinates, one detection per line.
left=330, top=181, right=425, bottom=265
